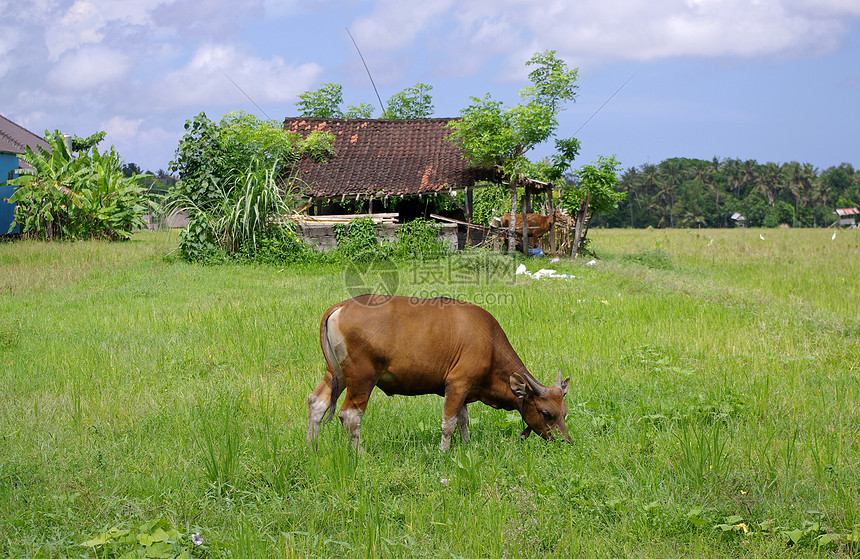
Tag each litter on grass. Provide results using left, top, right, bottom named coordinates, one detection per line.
left=515, top=264, right=576, bottom=279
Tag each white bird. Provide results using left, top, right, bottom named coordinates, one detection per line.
left=832, top=231, right=837, bottom=241
left=759, top=234, right=765, bottom=241
left=586, top=259, right=597, bottom=266
left=707, top=238, right=713, bottom=247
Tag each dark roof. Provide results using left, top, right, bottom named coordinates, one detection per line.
left=0, top=115, right=50, bottom=155
left=283, top=117, right=493, bottom=199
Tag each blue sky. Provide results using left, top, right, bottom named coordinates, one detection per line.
left=2, top=0, right=858, bottom=174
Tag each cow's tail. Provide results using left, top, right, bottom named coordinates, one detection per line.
left=319, top=306, right=344, bottom=424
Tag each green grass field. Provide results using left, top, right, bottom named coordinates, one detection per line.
left=1, top=228, right=859, bottom=558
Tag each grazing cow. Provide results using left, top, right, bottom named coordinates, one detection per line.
left=499, top=211, right=562, bottom=245
left=307, top=295, right=570, bottom=452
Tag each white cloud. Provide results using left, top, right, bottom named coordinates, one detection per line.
left=47, top=46, right=130, bottom=91
left=44, top=0, right=170, bottom=60
left=0, top=26, right=22, bottom=79
left=441, top=0, right=860, bottom=69
left=262, top=0, right=341, bottom=17
left=155, top=44, right=323, bottom=108
left=102, top=115, right=144, bottom=139
left=350, top=0, right=454, bottom=50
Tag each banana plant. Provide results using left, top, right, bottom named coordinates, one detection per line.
left=8, top=130, right=153, bottom=240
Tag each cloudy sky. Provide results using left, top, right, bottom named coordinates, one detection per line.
left=2, top=0, right=858, bottom=173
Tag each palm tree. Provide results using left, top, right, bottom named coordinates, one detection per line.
left=708, top=156, right=725, bottom=226
left=783, top=162, right=816, bottom=223
left=753, top=162, right=783, bottom=207
left=658, top=159, right=684, bottom=227
left=621, top=167, right=639, bottom=227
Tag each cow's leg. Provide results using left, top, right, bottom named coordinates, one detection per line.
left=338, top=369, right=375, bottom=453
left=440, top=390, right=468, bottom=452
left=457, top=404, right=470, bottom=444
left=307, top=369, right=344, bottom=446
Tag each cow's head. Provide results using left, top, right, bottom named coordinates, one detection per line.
left=510, top=370, right=571, bottom=442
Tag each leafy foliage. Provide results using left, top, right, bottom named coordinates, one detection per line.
left=168, top=112, right=329, bottom=262
left=447, top=50, right=578, bottom=252
left=330, top=216, right=450, bottom=263
left=8, top=130, right=152, bottom=240
left=81, top=518, right=203, bottom=558
left=381, top=83, right=434, bottom=119
left=296, top=83, right=345, bottom=118
left=607, top=157, right=859, bottom=228
left=297, top=82, right=437, bottom=120
left=332, top=217, right=392, bottom=262
left=559, top=156, right=626, bottom=255
left=448, top=50, right=578, bottom=177
left=392, top=217, right=448, bottom=259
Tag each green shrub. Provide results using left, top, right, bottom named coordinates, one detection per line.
left=237, top=224, right=311, bottom=264
left=8, top=131, right=153, bottom=241
left=621, top=246, right=675, bottom=270
left=392, top=217, right=448, bottom=259
left=331, top=217, right=392, bottom=262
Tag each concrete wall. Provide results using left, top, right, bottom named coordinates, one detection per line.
left=299, top=222, right=459, bottom=252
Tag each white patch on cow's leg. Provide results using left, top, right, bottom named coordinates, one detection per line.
left=440, top=415, right=458, bottom=452
left=457, top=405, right=470, bottom=444
left=306, top=392, right=330, bottom=445
left=339, top=408, right=364, bottom=452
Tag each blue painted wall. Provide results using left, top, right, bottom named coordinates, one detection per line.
left=1, top=152, right=21, bottom=234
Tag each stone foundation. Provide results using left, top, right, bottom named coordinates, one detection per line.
left=299, top=222, right=459, bottom=252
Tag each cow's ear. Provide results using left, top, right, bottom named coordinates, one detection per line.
left=554, top=369, right=570, bottom=396
left=559, top=377, right=570, bottom=396
left=510, top=373, right=529, bottom=398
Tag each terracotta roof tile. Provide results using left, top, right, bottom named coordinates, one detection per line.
left=283, top=117, right=493, bottom=198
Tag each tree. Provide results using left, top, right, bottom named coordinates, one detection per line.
left=71, top=131, right=106, bottom=153
left=344, top=103, right=375, bottom=119
left=558, top=155, right=625, bottom=256
left=382, top=83, right=434, bottom=119
left=754, top=162, right=783, bottom=207
left=296, top=83, right=344, bottom=118
left=448, top=50, right=578, bottom=252
left=122, top=162, right=142, bottom=178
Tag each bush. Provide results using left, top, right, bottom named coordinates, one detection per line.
left=393, top=218, right=449, bottom=259
left=331, top=217, right=392, bottom=263
left=237, top=224, right=312, bottom=264
left=168, top=112, right=333, bottom=263
left=8, top=131, right=153, bottom=241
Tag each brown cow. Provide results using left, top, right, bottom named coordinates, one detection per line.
left=307, top=295, right=570, bottom=452
left=499, top=211, right=562, bottom=245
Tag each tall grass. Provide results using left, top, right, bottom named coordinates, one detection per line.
left=1, top=228, right=858, bottom=557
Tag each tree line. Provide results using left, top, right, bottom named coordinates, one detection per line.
left=594, top=157, right=859, bottom=229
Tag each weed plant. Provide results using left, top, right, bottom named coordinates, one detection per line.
left=1, top=228, right=858, bottom=557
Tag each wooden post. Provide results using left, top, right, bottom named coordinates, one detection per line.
left=521, top=187, right=530, bottom=255
left=465, top=187, right=474, bottom=221
left=571, top=192, right=591, bottom=258
left=507, top=177, right=518, bottom=254
left=547, top=188, right=556, bottom=255
left=465, top=186, right=473, bottom=248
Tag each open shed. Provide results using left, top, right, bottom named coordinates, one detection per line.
left=833, top=208, right=859, bottom=228
left=282, top=117, right=497, bottom=249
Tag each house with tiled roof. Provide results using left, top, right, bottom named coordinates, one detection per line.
left=282, top=117, right=494, bottom=204
left=1, top=115, right=50, bottom=234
